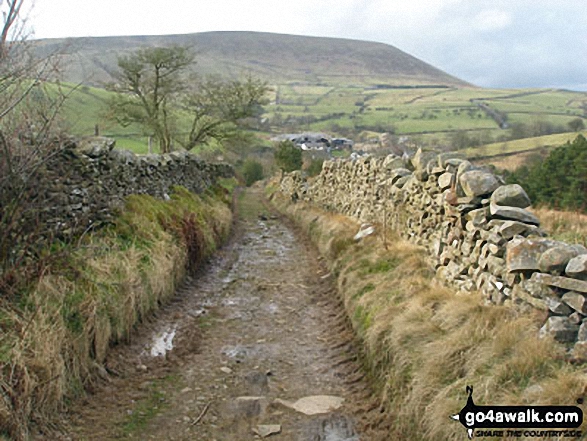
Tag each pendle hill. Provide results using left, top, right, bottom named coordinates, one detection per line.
left=31, top=30, right=587, bottom=169
left=33, top=31, right=468, bottom=87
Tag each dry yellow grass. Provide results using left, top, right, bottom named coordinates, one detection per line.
left=271, top=191, right=587, bottom=441
left=531, top=207, right=587, bottom=247
left=0, top=184, right=234, bottom=440
left=477, top=150, right=546, bottom=171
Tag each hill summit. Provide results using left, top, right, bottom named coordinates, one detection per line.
left=34, top=31, right=468, bottom=87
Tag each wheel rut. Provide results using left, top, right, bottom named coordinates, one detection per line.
left=46, top=188, right=387, bottom=440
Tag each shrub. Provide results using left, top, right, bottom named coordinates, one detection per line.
left=274, top=140, right=302, bottom=172
left=505, top=135, right=587, bottom=212
left=306, top=158, right=324, bottom=177
left=242, top=159, right=264, bottom=186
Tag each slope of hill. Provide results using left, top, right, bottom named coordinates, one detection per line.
left=33, top=31, right=469, bottom=87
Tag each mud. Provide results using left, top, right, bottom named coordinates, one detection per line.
left=42, top=189, right=388, bottom=440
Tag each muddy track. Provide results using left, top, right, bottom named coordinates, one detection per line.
left=40, top=188, right=388, bottom=441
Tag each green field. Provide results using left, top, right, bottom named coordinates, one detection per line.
left=56, top=81, right=587, bottom=158
left=465, top=131, right=587, bottom=171
left=268, top=84, right=587, bottom=142
left=465, top=130, right=587, bottom=158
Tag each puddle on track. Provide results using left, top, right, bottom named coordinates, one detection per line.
left=148, top=326, right=178, bottom=357
left=53, top=189, right=388, bottom=441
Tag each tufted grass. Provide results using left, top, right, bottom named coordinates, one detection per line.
left=0, top=183, right=234, bottom=440
left=270, top=190, right=587, bottom=441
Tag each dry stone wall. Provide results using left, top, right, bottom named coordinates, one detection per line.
left=278, top=150, right=587, bottom=355
left=26, top=137, right=233, bottom=241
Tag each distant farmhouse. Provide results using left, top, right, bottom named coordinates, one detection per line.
left=272, top=133, right=354, bottom=151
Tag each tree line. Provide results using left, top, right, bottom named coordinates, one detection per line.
left=504, top=135, right=587, bottom=212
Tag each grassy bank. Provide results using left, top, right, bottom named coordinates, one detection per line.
left=269, top=189, right=587, bottom=441
left=0, top=183, right=234, bottom=440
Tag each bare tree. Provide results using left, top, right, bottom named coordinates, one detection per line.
left=0, top=0, right=68, bottom=288
left=0, top=0, right=26, bottom=59
left=109, top=46, right=268, bottom=153
left=108, top=46, right=194, bottom=153
left=181, top=75, right=268, bottom=151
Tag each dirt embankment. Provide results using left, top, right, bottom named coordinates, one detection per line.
left=2, top=186, right=232, bottom=441
left=46, top=189, right=388, bottom=440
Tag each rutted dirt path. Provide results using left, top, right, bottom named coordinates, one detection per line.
left=46, top=188, right=386, bottom=440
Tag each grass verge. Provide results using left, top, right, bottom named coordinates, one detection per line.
left=269, top=189, right=587, bottom=441
left=0, top=182, right=234, bottom=440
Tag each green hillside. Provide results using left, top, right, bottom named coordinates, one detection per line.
left=55, top=82, right=587, bottom=156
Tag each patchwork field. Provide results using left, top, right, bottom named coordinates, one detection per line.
left=57, top=80, right=587, bottom=160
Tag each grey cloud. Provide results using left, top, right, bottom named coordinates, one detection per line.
left=330, top=0, right=587, bottom=90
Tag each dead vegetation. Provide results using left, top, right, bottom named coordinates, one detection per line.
left=0, top=184, right=233, bottom=440
left=530, top=207, right=587, bottom=247
left=270, top=190, right=587, bottom=441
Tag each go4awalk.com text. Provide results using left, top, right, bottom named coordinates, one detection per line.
left=451, top=386, right=583, bottom=439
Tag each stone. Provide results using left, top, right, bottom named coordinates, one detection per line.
left=487, top=256, right=505, bottom=275
left=505, top=272, right=520, bottom=287
left=438, top=152, right=465, bottom=168
left=413, top=168, right=429, bottom=182
left=571, top=341, right=587, bottom=361
left=383, top=155, right=407, bottom=170
left=488, top=244, right=504, bottom=256
left=456, top=160, right=474, bottom=181
left=457, top=196, right=482, bottom=206
left=444, top=188, right=458, bottom=206
left=456, top=204, right=480, bottom=214
left=465, top=223, right=480, bottom=238
left=539, top=316, right=579, bottom=343
left=489, top=203, right=540, bottom=226
left=569, top=312, right=584, bottom=325
left=538, top=246, right=579, bottom=275
left=411, top=149, right=437, bottom=172
left=578, top=322, right=587, bottom=342
left=484, top=231, right=505, bottom=246
left=490, top=184, right=531, bottom=208
left=466, top=207, right=489, bottom=227
left=562, top=291, right=587, bottom=314
left=445, top=159, right=465, bottom=175
left=497, top=221, right=533, bottom=240
left=506, top=237, right=558, bottom=272
left=571, top=244, right=587, bottom=255
left=354, top=224, right=375, bottom=241
left=433, top=239, right=445, bottom=256
left=394, top=176, right=411, bottom=188
left=274, top=396, right=345, bottom=415
left=521, top=279, right=558, bottom=299
left=430, top=166, right=445, bottom=175
left=253, top=425, right=282, bottom=438
left=544, top=297, right=573, bottom=315
left=531, top=272, right=587, bottom=294
left=459, top=170, right=500, bottom=198
left=438, top=172, right=454, bottom=190
left=390, top=168, right=412, bottom=184
left=512, top=285, right=550, bottom=311
left=566, top=254, right=587, bottom=280
left=75, top=136, right=116, bottom=158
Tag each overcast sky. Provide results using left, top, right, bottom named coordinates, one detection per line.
left=25, top=0, right=587, bottom=91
